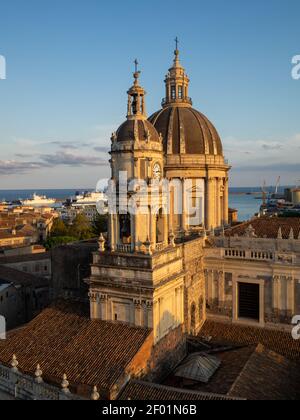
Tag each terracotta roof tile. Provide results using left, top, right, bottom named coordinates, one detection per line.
left=0, top=302, right=152, bottom=397
left=0, top=265, right=48, bottom=287
left=225, top=217, right=300, bottom=239
left=199, top=320, right=300, bottom=360
left=119, top=380, right=240, bottom=401
left=228, top=345, right=300, bottom=400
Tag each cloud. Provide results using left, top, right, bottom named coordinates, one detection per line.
left=261, top=143, right=284, bottom=151
left=0, top=150, right=109, bottom=176
left=40, top=151, right=108, bottom=167
left=0, top=160, right=43, bottom=175
left=94, top=146, right=110, bottom=153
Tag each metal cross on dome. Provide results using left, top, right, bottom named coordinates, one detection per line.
left=175, top=37, right=179, bottom=50
left=134, top=59, right=139, bottom=73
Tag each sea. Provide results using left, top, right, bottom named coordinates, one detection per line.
left=0, top=187, right=267, bottom=222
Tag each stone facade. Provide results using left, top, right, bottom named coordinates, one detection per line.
left=204, top=231, right=300, bottom=330
left=182, top=237, right=206, bottom=335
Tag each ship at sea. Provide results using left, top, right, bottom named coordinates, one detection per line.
left=65, top=191, right=106, bottom=206
left=21, top=193, right=56, bottom=207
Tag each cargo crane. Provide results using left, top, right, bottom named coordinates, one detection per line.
left=274, top=176, right=281, bottom=197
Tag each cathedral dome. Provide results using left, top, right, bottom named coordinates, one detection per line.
left=149, top=106, right=223, bottom=156
left=149, top=45, right=223, bottom=156
left=116, top=119, right=160, bottom=143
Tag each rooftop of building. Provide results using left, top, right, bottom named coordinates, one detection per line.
left=0, top=251, right=50, bottom=264
left=0, top=265, right=48, bottom=288
left=162, top=320, right=300, bottom=400
left=0, top=301, right=152, bottom=398
left=199, top=319, right=300, bottom=361
left=119, top=380, right=241, bottom=401
left=225, top=216, right=300, bottom=239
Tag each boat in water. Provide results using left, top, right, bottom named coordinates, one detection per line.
left=21, top=193, right=56, bottom=207
left=65, top=191, right=106, bottom=206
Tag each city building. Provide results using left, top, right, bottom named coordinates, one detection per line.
left=0, top=46, right=299, bottom=401
left=0, top=266, right=50, bottom=330
left=0, top=206, right=58, bottom=249
left=0, top=252, right=51, bottom=279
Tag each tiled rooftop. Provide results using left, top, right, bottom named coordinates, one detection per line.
left=0, top=265, right=48, bottom=287
left=119, top=380, right=241, bottom=401
left=225, top=217, right=300, bottom=239
left=0, top=302, right=152, bottom=398
left=199, top=320, right=300, bottom=360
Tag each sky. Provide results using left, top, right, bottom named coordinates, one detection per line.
left=0, top=0, right=299, bottom=189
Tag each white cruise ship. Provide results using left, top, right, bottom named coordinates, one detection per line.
left=69, top=191, right=106, bottom=205
left=21, top=193, right=56, bottom=207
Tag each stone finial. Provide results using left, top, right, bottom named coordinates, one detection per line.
left=98, top=233, right=106, bottom=252
left=91, top=386, right=100, bottom=401
left=289, top=228, right=294, bottom=240
left=61, top=374, right=70, bottom=394
left=169, top=231, right=176, bottom=247
left=111, top=132, right=117, bottom=143
left=11, top=355, right=19, bottom=372
left=144, top=237, right=152, bottom=255
left=35, top=364, right=43, bottom=384
left=245, top=224, right=256, bottom=238
left=278, top=227, right=283, bottom=239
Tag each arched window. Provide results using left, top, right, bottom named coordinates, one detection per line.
left=119, top=214, right=131, bottom=244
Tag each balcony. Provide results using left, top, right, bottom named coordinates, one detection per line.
left=116, top=244, right=132, bottom=253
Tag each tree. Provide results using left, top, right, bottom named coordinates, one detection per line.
left=45, top=236, right=77, bottom=250
left=92, top=214, right=108, bottom=236
left=51, top=218, right=68, bottom=237
left=69, top=213, right=94, bottom=240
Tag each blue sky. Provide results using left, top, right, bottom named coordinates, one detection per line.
left=0, top=0, right=299, bottom=188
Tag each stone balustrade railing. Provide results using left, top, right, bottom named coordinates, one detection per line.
left=0, top=359, right=99, bottom=400
left=116, top=244, right=132, bottom=253
left=224, top=248, right=275, bottom=261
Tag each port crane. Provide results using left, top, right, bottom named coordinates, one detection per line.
left=274, top=176, right=281, bottom=196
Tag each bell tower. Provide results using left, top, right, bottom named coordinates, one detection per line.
left=87, top=63, right=186, bottom=345
left=109, top=63, right=166, bottom=254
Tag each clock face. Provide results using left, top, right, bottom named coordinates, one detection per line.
left=153, top=163, right=162, bottom=180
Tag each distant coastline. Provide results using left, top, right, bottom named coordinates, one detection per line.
left=0, top=187, right=266, bottom=222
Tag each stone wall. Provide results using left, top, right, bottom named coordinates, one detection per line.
left=127, top=326, right=186, bottom=385
left=51, top=240, right=98, bottom=299
left=182, top=237, right=206, bottom=335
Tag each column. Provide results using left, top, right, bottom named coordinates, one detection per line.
left=287, top=277, right=295, bottom=316
left=208, top=270, right=214, bottom=304
left=218, top=271, right=225, bottom=305
left=223, top=177, right=229, bottom=225
left=108, top=214, right=114, bottom=250
left=134, top=300, right=143, bottom=327
left=273, top=276, right=280, bottom=312
left=206, top=177, right=215, bottom=230
left=216, top=178, right=221, bottom=228
left=181, top=179, right=187, bottom=232
left=150, top=209, right=156, bottom=247
left=131, top=214, right=135, bottom=252
left=163, top=212, right=168, bottom=246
